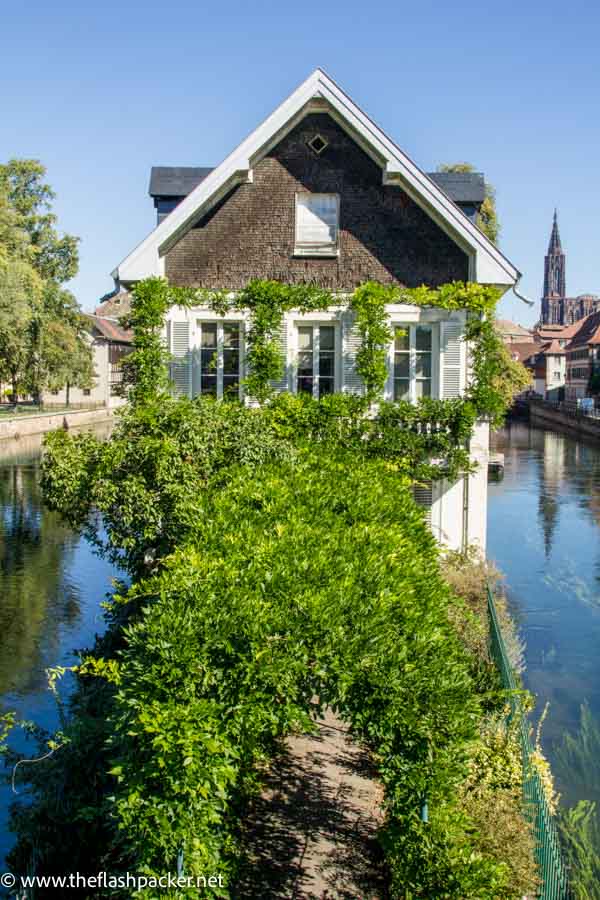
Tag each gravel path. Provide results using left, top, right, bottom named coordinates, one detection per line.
left=235, top=708, right=388, bottom=899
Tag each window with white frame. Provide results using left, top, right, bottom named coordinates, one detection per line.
left=197, top=321, right=242, bottom=400
left=295, top=194, right=339, bottom=254
left=296, top=324, right=336, bottom=397
left=392, top=325, right=433, bottom=401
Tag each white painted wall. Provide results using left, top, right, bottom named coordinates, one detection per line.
left=42, top=340, right=126, bottom=409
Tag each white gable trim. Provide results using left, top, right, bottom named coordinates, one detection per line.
left=114, top=69, right=519, bottom=288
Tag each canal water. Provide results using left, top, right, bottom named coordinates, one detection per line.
left=489, top=421, right=600, bottom=812
left=0, top=426, right=118, bottom=867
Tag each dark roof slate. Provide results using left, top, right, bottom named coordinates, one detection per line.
left=149, top=167, right=214, bottom=198
left=149, top=166, right=486, bottom=205
left=428, top=172, right=486, bottom=204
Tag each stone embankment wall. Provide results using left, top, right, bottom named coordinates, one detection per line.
left=529, top=399, right=600, bottom=442
left=0, top=407, right=115, bottom=441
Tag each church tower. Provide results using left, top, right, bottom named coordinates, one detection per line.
left=541, top=210, right=566, bottom=325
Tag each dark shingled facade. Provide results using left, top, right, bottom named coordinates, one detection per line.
left=163, top=114, right=469, bottom=291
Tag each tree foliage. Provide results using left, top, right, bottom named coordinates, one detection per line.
left=0, top=257, right=42, bottom=397
left=0, top=159, right=79, bottom=282
left=0, top=159, right=91, bottom=403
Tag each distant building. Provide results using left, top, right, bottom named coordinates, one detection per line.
left=43, top=297, right=133, bottom=408
left=495, top=319, right=534, bottom=343
left=540, top=211, right=600, bottom=326
left=563, top=312, right=600, bottom=400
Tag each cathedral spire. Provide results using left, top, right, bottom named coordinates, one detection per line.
left=548, top=208, right=562, bottom=253
left=541, top=209, right=567, bottom=324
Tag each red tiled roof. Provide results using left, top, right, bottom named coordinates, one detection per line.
left=507, top=342, right=539, bottom=365
left=85, top=314, right=133, bottom=344
left=539, top=339, right=565, bottom=355
left=566, top=312, right=600, bottom=350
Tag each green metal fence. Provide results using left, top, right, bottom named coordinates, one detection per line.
left=486, top=584, right=573, bottom=900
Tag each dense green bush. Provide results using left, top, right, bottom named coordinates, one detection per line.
left=9, top=277, right=537, bottom=898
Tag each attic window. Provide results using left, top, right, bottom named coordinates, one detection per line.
left=307, top=134, right=328, bottom=155
left=295, top=193, right=339, bottom=256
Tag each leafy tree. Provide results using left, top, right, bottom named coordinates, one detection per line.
left=437, top=162, right=500, bottom=245
left=0, top=163, right=91, bottom=404
left=0, top=159, right=79, bottom=283
left=0, top=189, right=31, bottom=265
left=31, top=284, right=94, bottom=405
left=0, top=258, right=42, bottom=399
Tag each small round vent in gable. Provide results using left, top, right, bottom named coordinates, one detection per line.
left=307, top=134, right=329, bottom=156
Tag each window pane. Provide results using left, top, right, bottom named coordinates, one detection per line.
left=416, top=327, right=432, bottom=351
left=394, top=355, right=410, bottom=379
left=415, top=379, right=431, bottom=399
left=395, top=328, right=409, bottom=351
left=394, top=379, right=410, bottom=400
left=223, top=376, right=239, bottom=400
left=296, top=195, right=338, bottom=245
left=201, top=377, right=217, bottom=397
left=298, top=351, right=313, bottom=376
left=319, top=326, right=335, bottom=350
left=223, top=348, right=239, bottom=376
left=319, top=378, right=334, bottom=396
left=298, top=377, right=313, bottom=395
left=319, top=352, right=335, bottom=378
left=415, top=354, right=431, bottom=378
left=298, top=327, right=313, bottom=351
left=224, top=323, right=240, bottom=348
left=201, top=348, right=217, bottom=373
left=201, top=323, right=217, bottom=348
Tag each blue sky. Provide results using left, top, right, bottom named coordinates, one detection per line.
left=2, top=0, right=598, bottom=326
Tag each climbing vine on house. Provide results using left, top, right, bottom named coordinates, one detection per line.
left=153, top=273, right=527, bottom=435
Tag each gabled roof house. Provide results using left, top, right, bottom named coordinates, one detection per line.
left=112, top=68, right=521, bottom=551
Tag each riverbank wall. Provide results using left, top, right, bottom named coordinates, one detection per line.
left=529, top=399, right=600, bottom=443
left=0, top=407, right=116, bottom=441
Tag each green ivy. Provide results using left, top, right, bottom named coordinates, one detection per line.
left=133, top=276, right=528, bottom=475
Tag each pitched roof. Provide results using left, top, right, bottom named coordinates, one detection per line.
left=95, top=289, right=132, bottom=318
left=85, top=314, right=133, bottom=344
left=114, top=68, right=519, bottom=288
left=567, top=311, right=600, bottom=349
left=150, top=166, right=486, bottom=206
left=149, top=167, right=214, bottom=197
left=495, top=318, right=534, bottom=339
left=428, top=171, right=485, bottom=204
left=534, top=319, right=585, bottom=343
left=539, top=339, right=565, bottom=355
left=508, top=342, right=539, bottom=364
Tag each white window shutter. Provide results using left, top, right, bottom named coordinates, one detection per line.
left=296, top=195, right=338, bottom=245
left=440, top=320, right=463, bottom=399
left=170, top=321, right=190, bottom=397
left=413, top=482, right=433, bottom=526
left=269, top=320, right=289, bottom=394
left=342, top=311, right=364, bottom=396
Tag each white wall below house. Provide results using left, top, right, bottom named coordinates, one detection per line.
left=426, top=420, right=489, bottom=553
